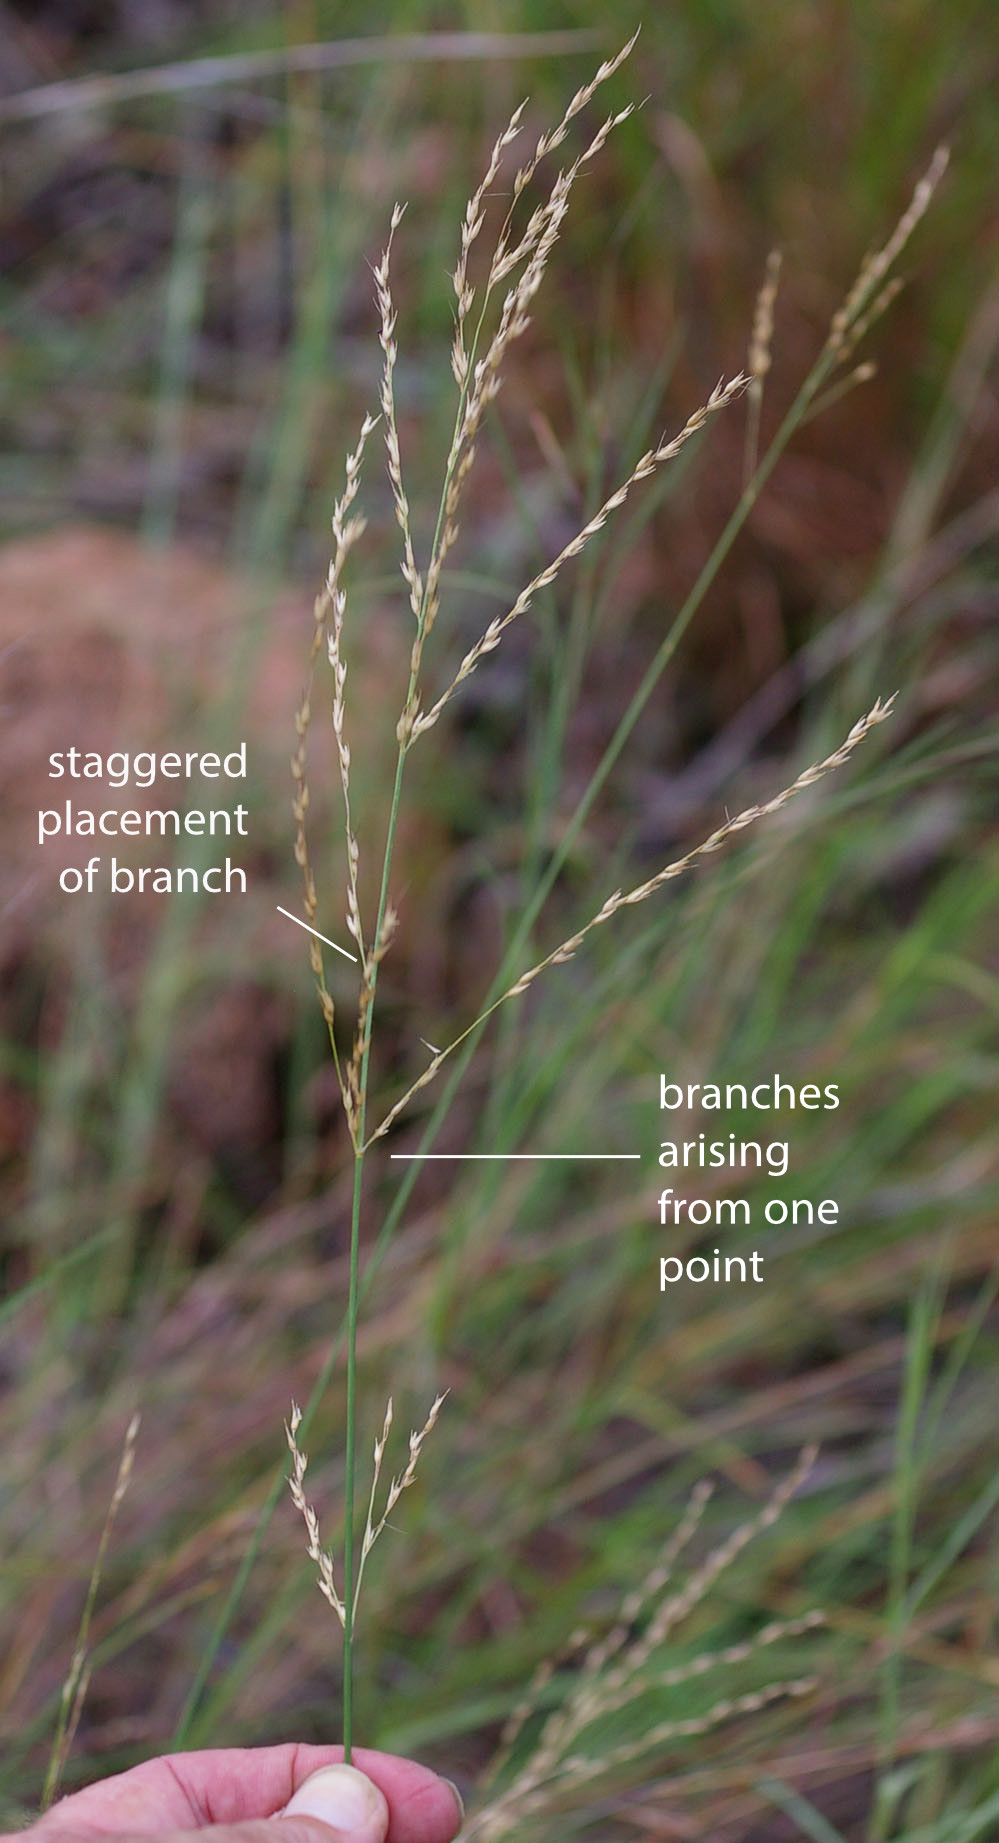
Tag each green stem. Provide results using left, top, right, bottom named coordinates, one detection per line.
left=340, top=1149, right=365, bottom=1761
left=340, top=744, right=407, bottom=1758
left=335, top=228, right=508, bottom=1746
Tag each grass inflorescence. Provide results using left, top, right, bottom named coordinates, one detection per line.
left=283, top=39, right=956, bottom=1822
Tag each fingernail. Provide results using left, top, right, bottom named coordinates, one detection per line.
left=282, top=1765, right=389, bottom=1840
left=442, top=1778, right=465, bottom=1824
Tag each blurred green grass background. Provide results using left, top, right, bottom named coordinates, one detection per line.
left=0, top=2, right=997, bottom=1838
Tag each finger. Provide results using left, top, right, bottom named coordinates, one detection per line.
left=281, top=1766, right=387, bottom=1842
left=337, top=1756, right=462, bottom=1843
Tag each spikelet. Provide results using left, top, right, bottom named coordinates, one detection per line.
left=325, top=412, right=378, bottom=962
left=452, top=102, right=528, bottom=389
left=285, top=1404, right=346, bottom=1627
left=745, top=248, right=782, bottom=480
left=374, top=205, right=423, bottom=622
left=828, top=145, right=948, bottom=357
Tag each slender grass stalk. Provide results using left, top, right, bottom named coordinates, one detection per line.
left=41, top=1415, right=140, bottom=1811
left=0, top=30, right=602, bottom=125
left=758, top=1776, right=848, bottom=1843
left=871, top=1253, right=951, bottom=1843
left=341, top=1154, right=364, bottom=1758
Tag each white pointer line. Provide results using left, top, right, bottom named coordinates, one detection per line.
left=276, top=906, right=358, bottom=962
left=390, top=1153, right=641, bottom=1161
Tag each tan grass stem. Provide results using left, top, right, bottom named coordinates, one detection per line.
left=41, top=1413, right=140, bottom=1810
left=465, top=1452, right=822, bottom=1839
left=0, top=31, right=606, bottom=124
left=556, top=1676, right=820, bottom=1789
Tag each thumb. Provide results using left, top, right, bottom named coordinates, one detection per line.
left=278, top=1765, right=389, bottom=1843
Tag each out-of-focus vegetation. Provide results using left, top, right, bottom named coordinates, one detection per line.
left=0, top=3, right=996, bottom=1838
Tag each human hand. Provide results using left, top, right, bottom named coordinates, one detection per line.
left=10, top=1744, right=463, bottom=1843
